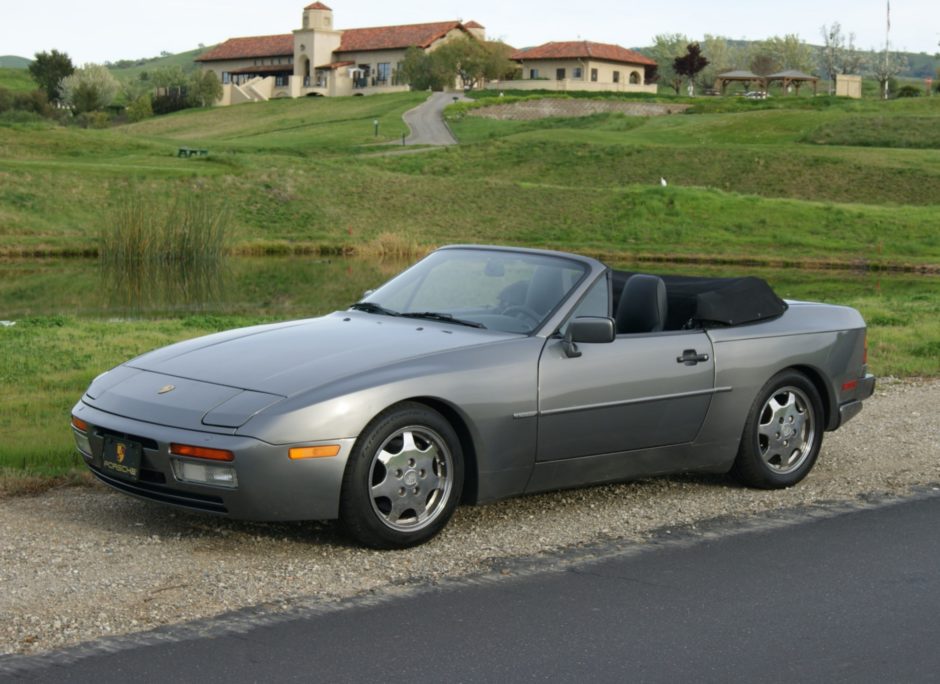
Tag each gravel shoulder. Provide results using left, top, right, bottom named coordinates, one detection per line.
left=2, top=378, right=938, bottom=656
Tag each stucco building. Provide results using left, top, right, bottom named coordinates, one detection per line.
left=499, top=41, right=658, bottom=94
left=195, top=3, right=485, bottom=104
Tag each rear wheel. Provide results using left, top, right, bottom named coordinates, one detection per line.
left=340, top=402, right=463, bottom=549
left=732, top=370, right=824, bottom=489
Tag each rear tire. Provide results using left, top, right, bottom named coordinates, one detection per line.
left=732, top=370, right=824, bottom=489
left=340, top=402, right=463, bottom=549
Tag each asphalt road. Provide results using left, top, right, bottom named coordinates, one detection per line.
left=402, top=91, right=468, bottom=145
left=6, top=492, right=940, bottom=683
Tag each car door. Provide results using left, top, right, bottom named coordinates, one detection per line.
left=536, top=276, right=715, bottom=462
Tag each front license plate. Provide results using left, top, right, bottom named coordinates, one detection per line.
left=102, top=436, right=142, bottom=481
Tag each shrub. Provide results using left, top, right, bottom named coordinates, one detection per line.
left=12, top=90, right=52, bottom=117
left=0, top=87, right=12, bottom=113
left=0, top=110, right=47, bottom=126
left=76, top=111, right=111, bottom=128
left=126, top=94, right=153, bottom=122
left=152, top=91, right=189, bottom=115
left=895, top=85, right=922, bottom=98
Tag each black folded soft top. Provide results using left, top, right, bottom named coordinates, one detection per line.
left=612, top=270, right=788, bottom=329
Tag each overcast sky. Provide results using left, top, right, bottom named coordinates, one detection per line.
left=3, top=0, right=937, bottom=64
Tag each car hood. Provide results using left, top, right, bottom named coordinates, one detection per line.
left=132, top=311, right=513, bottom=394
left=84, top=311, right=517, bottom=431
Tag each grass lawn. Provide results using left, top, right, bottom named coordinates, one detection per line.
left=0, top=90, right=937, bottom=478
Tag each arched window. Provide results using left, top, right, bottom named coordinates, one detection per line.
left=629, top=71, right=641, bottom=85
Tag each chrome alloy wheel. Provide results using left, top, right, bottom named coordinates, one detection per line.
left=368, top=426, right=454, bottom=532
left=757, top=385, right=816, bottom=475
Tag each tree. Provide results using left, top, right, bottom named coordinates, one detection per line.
left=764, top=34, right=815, bottom=73
left=479, top=41, right=519, bottom=83
left=59, top=63, right=119, bottom=113
left=673, top=43, right=709, bottom=96
left=400, top=46, right=452, bottom=91
left=432, top=36, right=517, bottom=90
left=188, top=69, right=222, bottom=107
left=698, top=35, right=742, bottom=92
left=748, top=46, right=780, bottom=77
left=870, top=49, right=908, bottom=99
left=151, top=65, right=189, bottom=93
left=28, top=49, right=75, bottom=103
left=819, top=23, right=865, bottom=94
left=648, top=33, right=689, bottom=94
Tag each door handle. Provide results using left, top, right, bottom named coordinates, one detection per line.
left=677, top=349, right=709, bottom=365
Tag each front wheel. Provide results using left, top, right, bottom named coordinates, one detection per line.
left=340, top=402, right=463, bottom=549
left=732, top=370, right=824, bottom=489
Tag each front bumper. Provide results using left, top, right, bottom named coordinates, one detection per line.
left=71, top=401, right=354, bottom=521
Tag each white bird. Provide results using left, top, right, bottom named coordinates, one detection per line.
left=660, top=177, right=668, bottom=187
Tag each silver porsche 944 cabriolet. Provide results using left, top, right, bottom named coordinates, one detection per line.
left=72, top=245, right=875, bottom=548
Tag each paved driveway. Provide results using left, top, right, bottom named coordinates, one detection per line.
left=402, top=91, right=468, bottom=145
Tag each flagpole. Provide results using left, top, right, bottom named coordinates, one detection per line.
left=884, top=0, right=891, bottom=99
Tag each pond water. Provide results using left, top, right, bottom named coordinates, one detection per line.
left=0, top=255, right=935, bottom=321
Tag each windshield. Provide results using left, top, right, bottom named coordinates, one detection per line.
left=357, top=248, right=588, bottom=334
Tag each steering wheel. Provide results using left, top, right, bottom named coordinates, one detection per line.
left=502, top=305, right=542, bottom=326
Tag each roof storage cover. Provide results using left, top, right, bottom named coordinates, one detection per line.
left=612, top=271, right=788, bottom=328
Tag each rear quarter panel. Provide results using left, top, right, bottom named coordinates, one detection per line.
left=697, top=302, right=867, bottom=470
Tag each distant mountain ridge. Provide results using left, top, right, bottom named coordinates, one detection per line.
left=0, top=56, right=31, bottom=68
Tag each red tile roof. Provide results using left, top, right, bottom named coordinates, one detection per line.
left=304, top=2, right=331, bottom=9
left=511, top=41, right=656, bottom=66
left=335, top=21, right=465, bottom=53
left=196, top=34, right=293, bottom=62
left=227, top=64, right=293, bottom=75
left=196, top=20, right=472, bottom=63
left=316, top=60, right=355, bottom=70
left=464, top=20, right=484, bottom=28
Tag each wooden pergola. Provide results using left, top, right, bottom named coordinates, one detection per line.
left=765, top=70, right=819, bottom=95
left=715, top=70, right=764, bottom=94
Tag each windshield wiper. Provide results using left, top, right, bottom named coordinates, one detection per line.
left=400, top=312, right=486, bottom=329
left=349, top=302, right=401, bottom=317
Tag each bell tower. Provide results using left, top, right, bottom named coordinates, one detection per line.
left=302, top=2, right=334, bottom=30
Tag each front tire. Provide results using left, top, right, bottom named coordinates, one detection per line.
left=340, top=402, right=464, bottom=549
left=732, top=370, right=824, bottom=489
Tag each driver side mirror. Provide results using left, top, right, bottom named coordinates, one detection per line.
left=563, top=317, right=616, bottom=358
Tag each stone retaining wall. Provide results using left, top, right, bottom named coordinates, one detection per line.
left=468, top=99, right=690, bottom=121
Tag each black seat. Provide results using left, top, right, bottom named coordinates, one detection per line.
left=615, top=274, right=667, bottom=334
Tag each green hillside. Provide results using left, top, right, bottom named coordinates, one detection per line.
left=107, top=47, right=207, bottom=82
left=0, top=56, right=31, bottom=69
left=0, top=67, right=36, bottom=92
left=1, top=92, right=937, bottom=267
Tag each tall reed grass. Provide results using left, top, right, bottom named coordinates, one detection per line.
left=101, top=184, right=229, bottom=266
left=99, top=184, right=230, bottom=313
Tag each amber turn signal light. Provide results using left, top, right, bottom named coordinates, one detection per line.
left=289, top=445, right=341, bottom=460
left=71, top=416, right=88, bottom=432
left=170, top=443, right=235, bottom=461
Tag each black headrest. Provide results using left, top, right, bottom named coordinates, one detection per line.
left=615, top=274, right=667, bottom=334
left=525, top=266, right=564, bottom=314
